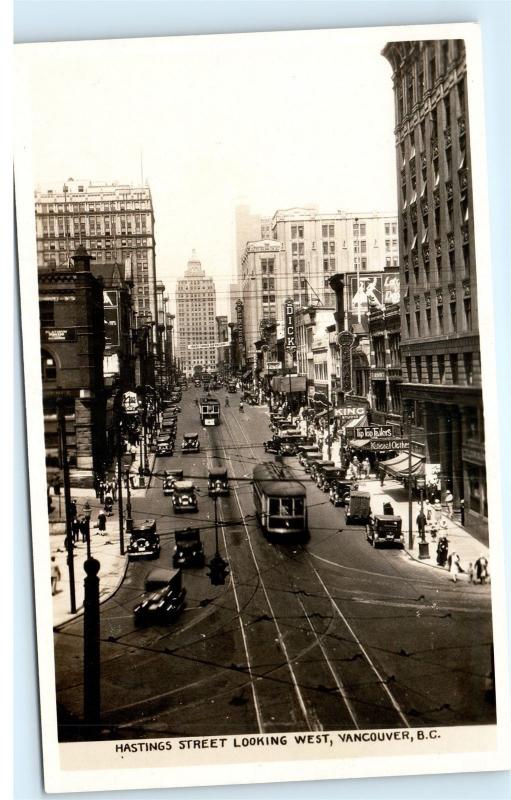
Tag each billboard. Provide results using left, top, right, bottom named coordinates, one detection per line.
left=346, top=271, right=400, bottom=315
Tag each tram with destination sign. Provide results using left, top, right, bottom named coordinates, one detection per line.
left=253, top=462, right=308, bottom=540
left=199, top=396, right=221, bottom=426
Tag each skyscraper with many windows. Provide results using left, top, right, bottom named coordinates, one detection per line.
left=34, top=180, right=157, bottom=322
left=383, top=38, right=486, bottom=538
left=175, top=252, right=217, bottom=376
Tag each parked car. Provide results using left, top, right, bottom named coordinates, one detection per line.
left=317, top=465, right=345, bottom=492
left=172, top=528, right=205, bottom=567
left=329, top=478, right=354, bottom=507
left=172, top=480, right=198, bottom=512
left=127, top=519, right=160, bottom=560
left=345, top=490, right=372, bottom=525
left=298, top=445, right=320, bottom=466
left=156, top=434, right=173, bottom=456
left=181, top=432, right=200, bottom=454
left=163, top=468, right=183, bottom=495
left=366, top=515, right=404, bottom=548
left=304, top=453, right=323, bottom=474
left=279, top=433, right=305, bottom=456
left=133, top=568, right=186, bottom=626
left=310, top=460, right=334, bottom=482
left=263, top=436, right=281, bottom=455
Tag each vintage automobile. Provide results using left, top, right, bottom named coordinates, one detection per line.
left=172, top=527, right=205, bottom=568
left=345, top=490, right=372, bottom=525
left=163, top=468, right=184, bottom=495
left=156, top=434, right=173, bottom=456
left=310, top=459, right=334, bottom=482
left=127, top=519, right=160, bottom=560
left=161, top=416, right=177, bottom=432
left=227, top=381, right=237, bottom=393
left=317, top=465, right=345, bottom=492
left=208, top=466, right=229, bottom=496
left=297, top=444, right=320, bottom=466
left=133, top=568, right=186, bottom=626
left=263, top=436, right=281, bottom=455
left=279, top=433, right=306, bottom=456
left=172, top=480, right=198, bottom=512
left=181, top=432, right=200, bottom=454
left=169, top=391, right=182, bottom=403
left=366, top=515, right=404, bottom=548
left=304, top=452, right=324, bottom=474
left=329, top=478, right=354, bottom=507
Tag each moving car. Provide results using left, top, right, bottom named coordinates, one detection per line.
left=228, top=381, right=237, bottom=393
left=345, top=490, right=372, bottom=525
left=127, top=519, right=160, bottom=560
left=172, top=528, right=205, bottom=567
left=181, top=432, right=200, bottom=453
left=163, top=468, right=183, bottom=495
left=366, top=515, right=404, bottom=548
left=133, top=568, right=186, bottom=626
left=208, top=466, right=229, bottom=496
left=172, top=480, right=198, bottom=512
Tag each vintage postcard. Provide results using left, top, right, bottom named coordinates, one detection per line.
left=14, top=22, right=510, bottom=793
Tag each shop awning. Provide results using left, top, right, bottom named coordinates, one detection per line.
left=350, top=438, right=370, bottom=450
left=343, top=414, right=368, bottom=430
left=382, top=452, right=425, bottom=478
left=242, top=369, right=252, bottom=380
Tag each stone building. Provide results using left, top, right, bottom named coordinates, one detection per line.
left=383, top=39, right=486, bottom=538
left=175, top=251, right=217, bottom=376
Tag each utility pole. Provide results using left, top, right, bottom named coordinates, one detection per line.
left=408, top=408, right=414, bottom=550
left=115, top=392, right=125, bottom=556
left=57, top=391, right=76, bottom=614
left=326, top=383, right=332, bottom=461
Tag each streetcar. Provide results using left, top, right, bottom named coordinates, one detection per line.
left=199, top=396, right=220, bottom=426
left=252, top=462, right=308, bottom=540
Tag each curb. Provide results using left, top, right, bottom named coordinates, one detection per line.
left=53, top=548, right=130, bottom=631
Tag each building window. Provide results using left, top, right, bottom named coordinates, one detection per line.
left=415, top=355, right=422, bottom=382
left=464, top=296, right=472, bottom=329
left=39, top=301, right=55, bottom=327
left=463, top=352, right=474, bottom=385
left=450, top=301, right=457, bottom=331
left=449, top=353, right=458, bottom=383
left=406, top=356, right=412, bottom=382
left=374, top=336, right=386, bottom=368
left=437, top=354, right=445, bottom=384
left=41, top=351, right=57, bottom=382
left=426, top=355, right=433, bottom=383
left=467, top=464, right=482, bottom=514
left=425, top=306, right=431, bottom=333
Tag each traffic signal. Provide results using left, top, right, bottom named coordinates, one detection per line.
left=207, top=554, right=230, bottom=586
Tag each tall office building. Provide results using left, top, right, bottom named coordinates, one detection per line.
left=175, top=251, right=217, bottom=376
left=34, top=180, right=157, bottom=322
left=383, top=39, right=486, bottom=538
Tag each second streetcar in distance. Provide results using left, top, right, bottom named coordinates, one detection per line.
left=199, top=396, right=220, bottom=426
left=253, top=462, right=308, bottom=539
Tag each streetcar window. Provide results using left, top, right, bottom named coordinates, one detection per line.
left=282, top=498, right=293, bottom=516
left=294, top=497, right=304, bottom=516
left=269, top=498, right=280, bottom=515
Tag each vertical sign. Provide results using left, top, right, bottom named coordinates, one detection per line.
left=235, top=300, right=245, bottom=351
left=338, top=330, right=354, bottom=393
left=284, top=298, right=296, bottom=352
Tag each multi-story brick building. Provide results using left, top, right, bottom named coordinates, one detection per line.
left=34, top=180, right=157, bottom=323
left=383, top=38, right=486, bottom=538
left=175, top=251, right=217, bottom=376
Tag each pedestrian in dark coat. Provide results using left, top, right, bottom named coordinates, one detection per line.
left=71, top=517, right=80, bottom=543
left=416, top=511, right=427, bottom=540
left=93, top=475, right=100, bottom=498
left=99, top=482, right=105, bottom=504
left=69, top=499, right=77, bottom=520
left=436, top=536, right=449, bottom=567
left=80, top=516, right=90, bottom=543
left=475, top=555, right=489, bottom=584
left=97, top=510, right=107, bottom=534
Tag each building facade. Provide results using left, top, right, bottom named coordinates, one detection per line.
left=34, top=180, right=157, bottom=323
left=367, top=302, right=403, bottom=432
left=175, top=251, right=217, bottom=376
left=383, top=39, right=486, bottom=537
left=215, top=315, right=229, bottom=377
left=39, top=246, right=106, bottom=489
left=240, top=240, right=284, bottom=359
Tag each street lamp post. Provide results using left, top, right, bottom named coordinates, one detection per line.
left=115, top=392, right=125, bottom=555
left=407, top=409, right=414, bottom=550
left=56, top=390, right=77, bottom=614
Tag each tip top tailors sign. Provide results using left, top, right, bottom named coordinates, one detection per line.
left=353, top=425, right=393, bottom=440
left=284, top=298, right=296, bottom=352
left=367, top=439, right=408, bottom=452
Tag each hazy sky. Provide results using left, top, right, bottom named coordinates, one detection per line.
left=16, top=28, right=398, bottom=316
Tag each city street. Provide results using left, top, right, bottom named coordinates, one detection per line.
left=54, top=386, right=495, bottom=741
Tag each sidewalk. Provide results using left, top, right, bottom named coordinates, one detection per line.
left=50, top=450, right=156, bottom=628
left=356, top=475, right=490, bottom=581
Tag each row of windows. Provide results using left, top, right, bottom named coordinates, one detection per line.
left=404, top=295, right=472, bottom=338
left=404, top=351, right=474, bottom=386
left=396, top=40, right=464, bottom=122
left=38, top=199, right=152, bottom=213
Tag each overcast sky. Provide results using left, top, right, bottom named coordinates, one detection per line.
left=16, top=28, right=399, bottom=317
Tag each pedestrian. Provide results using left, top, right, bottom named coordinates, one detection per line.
left=475, top=555, right=489, bottom=585
left=104, top=489, right=113, bottom=516
left=433, top=499, right=443, bottom=525
left=416, top=510, right=427, bottom=540
left=449, top=552, right=462, bottom=583
left=79, top=515, right=89, bottom=543
left=97, top=510, right=107, bottom=534
left=362, top=458, right=371, bottom=478
left=436, top=536, right=449, bottom=566
left=69, top=498, right=77, bottom=520
left=468, top=562, right=475, bottom=584
left=93, top=475, right=100, bottom=499
left=71, top=516, right=80, bottom=543
left=424, top=499, right=432, bottom=522
left=99, top=481, right=105, bottom=505
left=445, top=489, right=454, bottom=519
left=111, top=477, right=117, bottom=502
left=460, top=498, right=465, bottom=527
left=51, top=556, right=61, bottom=595
left=379, top=466, right=385, bottom=487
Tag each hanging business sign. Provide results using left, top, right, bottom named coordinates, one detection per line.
left=42, top=328, right=76, bottom=342
left=235, top=300, right=245, bottom=350
left=284, top=298, right=296, bottom=352
left=368, top=439, right=408, bottom=452
left=353, top=425, right=393, bottom=440
left=334, top=406, right=366, bottom=418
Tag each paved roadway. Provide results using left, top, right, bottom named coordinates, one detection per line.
left=55, top=385, right=495, bottom=740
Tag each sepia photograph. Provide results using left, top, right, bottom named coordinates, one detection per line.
left=14, top=21, right=510, bottom=793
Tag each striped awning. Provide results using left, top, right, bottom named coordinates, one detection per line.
left=382, top=452, right=425, bottom=478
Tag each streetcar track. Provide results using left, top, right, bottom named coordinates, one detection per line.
left=228, top=404, right=412, bottom=730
